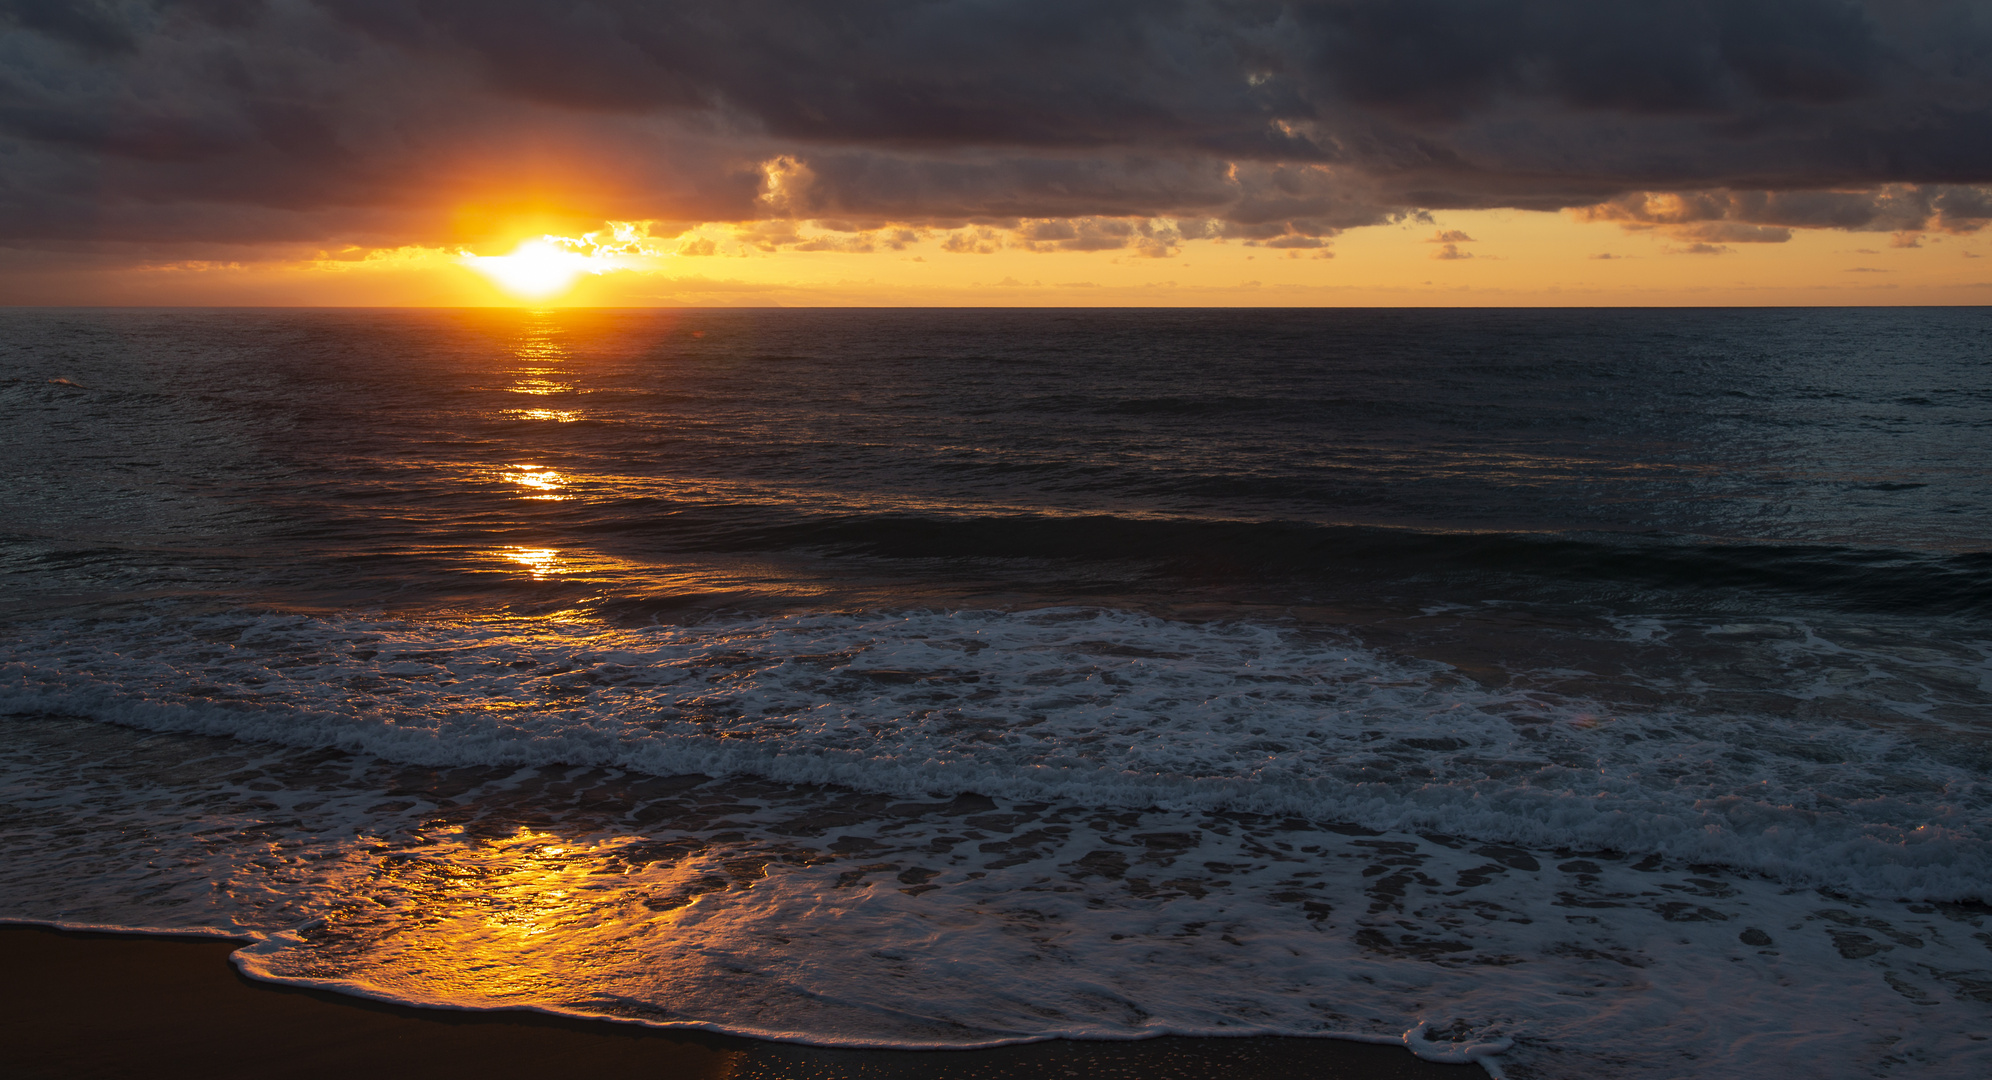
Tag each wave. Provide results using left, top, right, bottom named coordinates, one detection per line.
left=576, top=512, right=1992, bottom=617
left=5, top=604, right=1987, bottom=902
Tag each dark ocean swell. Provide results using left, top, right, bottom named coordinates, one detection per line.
left=570, top=513, right=1992, bottom=618
left=4, top=308, right=1992, bottom=1080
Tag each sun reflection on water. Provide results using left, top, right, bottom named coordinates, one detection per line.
left=508, top=378, right=575, bottom=396
left=242, top=823, right=798, bottom=1022
left=502, top=465, right=568, bottom=500
left=505, top=312, right=579, bottom=398
left=500, top=547, right=564, bottom=579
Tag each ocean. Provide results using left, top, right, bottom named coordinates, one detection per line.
left=2, top=307, right=1988, bottom=1078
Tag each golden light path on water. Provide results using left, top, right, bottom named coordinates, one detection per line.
left=499, top=546, right=565, bottom=579
left=502, top=465, right=568, bottom=499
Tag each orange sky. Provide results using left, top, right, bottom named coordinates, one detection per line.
left=9, top=4, right=1992, bottom=308
left=10, top=206, right=1988, bottom=308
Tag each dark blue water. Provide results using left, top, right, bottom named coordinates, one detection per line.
left=3, top=308, right=1989, bottom=1079
left=7, top=307, right=1990, bottom=618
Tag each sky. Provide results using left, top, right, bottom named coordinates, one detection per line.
left=5, top=0, right=1992, bottom=306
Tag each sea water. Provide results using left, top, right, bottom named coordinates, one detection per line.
left=2, top=308, right=1988, bottom=1078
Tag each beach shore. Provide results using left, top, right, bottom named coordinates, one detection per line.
left=3, top=925, right=1481, bottom=1079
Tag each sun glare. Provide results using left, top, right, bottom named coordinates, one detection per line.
left=464, top=238, right=594, bottom=301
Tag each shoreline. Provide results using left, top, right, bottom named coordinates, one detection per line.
left=2, top=924, right=1484, bottom=1079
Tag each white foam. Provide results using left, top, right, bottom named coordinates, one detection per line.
left=4, top=697, right=1990, bottom=1079
left=4, top=606, right=1987, bottom=902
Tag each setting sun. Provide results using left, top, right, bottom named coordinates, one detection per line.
left=463, top=238, right=593, bottom=301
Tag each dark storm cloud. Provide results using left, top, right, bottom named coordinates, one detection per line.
left=3, top=0, right=1991, bottom=248
left=1297, top=0, right=1883, bottom=121
left=0, top=0, right=138, bottom=56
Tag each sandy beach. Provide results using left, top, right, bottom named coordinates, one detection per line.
left=3, top=925, right=1480, bottom=1079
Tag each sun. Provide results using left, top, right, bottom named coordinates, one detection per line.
left=463, top=238, right=592, bottom=301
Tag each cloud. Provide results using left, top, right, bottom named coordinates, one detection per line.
left=2, top=1, right=1992, bottom=252
left=0, top=0, right=139, bottom=57
left=787, top=226, right=918, bottom=253
left=1012, top=217, right=1172, bottom=255
left=1426, top=227, right=1476, bottom=258
left=1671, top=222, right=1793, bottom=243
left=940, top=227, right=1003, bottom=255
left=1574, top=187, right=1976, bottom=235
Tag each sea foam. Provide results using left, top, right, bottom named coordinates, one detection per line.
left=4, top=605, right=1986, bottom=902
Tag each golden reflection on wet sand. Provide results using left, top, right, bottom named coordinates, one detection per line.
left=239, top=823, right=808, bottom=1027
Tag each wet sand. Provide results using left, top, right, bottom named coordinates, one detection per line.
left=4, top=925, right=1482, bottom=1079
